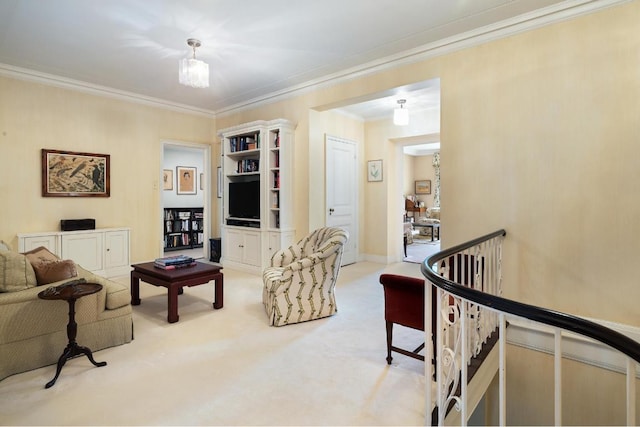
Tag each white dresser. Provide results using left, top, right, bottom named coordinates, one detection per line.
left=18, top=228, right=130, bottom=278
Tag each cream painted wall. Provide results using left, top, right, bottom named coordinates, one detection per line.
left=402, top=154, right=414, bottom=200
left=0, top=77, right=215, bottom=262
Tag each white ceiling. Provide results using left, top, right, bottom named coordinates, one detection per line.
left=0, top=0, right=597, bottom=117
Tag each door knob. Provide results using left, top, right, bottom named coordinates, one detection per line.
left=329, top=208, right=334, bottom=215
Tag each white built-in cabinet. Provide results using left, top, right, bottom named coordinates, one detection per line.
left=18, top=228, right=130, bottom=278
left=219, top=119, right=296, bottom=274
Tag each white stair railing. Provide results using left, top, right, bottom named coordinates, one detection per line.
left=423, top=229, right=640, bottom=426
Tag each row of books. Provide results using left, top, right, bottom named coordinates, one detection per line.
left=154, top=255, right=196, bottom=270
left=237, top=159, right=259, bottom=173
left=165, top=219, right=203, bottom=233
left=164, top=210, right=194, bottom=220
left=165, top=233, right=191, bottom=248
left=229, top=134, right=260, bottom=152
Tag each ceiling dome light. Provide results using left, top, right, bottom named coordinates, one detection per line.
left=179, top=38, right=209, bottom=88
left=394, top=99, right=409, bottom=126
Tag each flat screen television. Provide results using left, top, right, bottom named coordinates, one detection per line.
left=228, top=180, right=260, bottom=219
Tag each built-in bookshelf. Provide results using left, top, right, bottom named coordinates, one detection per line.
left=218, top=119, right=296, bottom=273
left=164, top=207, right=204, bottom=251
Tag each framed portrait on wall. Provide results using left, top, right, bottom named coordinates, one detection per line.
left=177, top=166, right=197, bottom=195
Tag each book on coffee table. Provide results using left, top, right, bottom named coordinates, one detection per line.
left=153, top=255, right=196, bottom=269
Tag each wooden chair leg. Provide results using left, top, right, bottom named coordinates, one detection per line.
left=386, top=321, right=393, bottom=364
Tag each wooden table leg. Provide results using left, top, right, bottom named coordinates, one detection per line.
left=131, top=272, right=141, bottom=305
left=213, top=273, right=224, bottom=309
left=403, top=235, right=407, bottom=257
left=167, top=285, right=180, bottom=323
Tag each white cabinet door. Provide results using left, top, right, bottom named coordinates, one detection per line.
left=225, top=229, right=244, bottom=263
left=61, top=232, right=103, bottom=272
left=267, top=232, right=281, bottom=261
left=224, top=228, right=261, bottom=267
left=243, top=230, right=261, bottom=267
left=19, top=235, right=59, bottom=255
left=105, top=230, right=129, bottom=270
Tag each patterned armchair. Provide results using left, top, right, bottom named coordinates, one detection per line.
left=262, top=227, right=349, bottom=326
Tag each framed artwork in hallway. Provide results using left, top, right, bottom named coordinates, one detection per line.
left=367, top=159, right=383, bottom=182
left=177, top=166, right=197, bottom=195
left=415, top=179, right=431, bottom=195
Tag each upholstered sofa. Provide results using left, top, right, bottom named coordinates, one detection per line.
left=0, top=243, right=133, bottom=381
left=263, top=227, right=349, bottom=326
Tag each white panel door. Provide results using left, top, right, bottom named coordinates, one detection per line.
left=325, top=135, right=357, bottom=265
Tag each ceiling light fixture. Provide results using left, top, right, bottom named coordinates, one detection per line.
left=394, top=99, right=409, bottom=126
left=179, top=38, right=209, bottom=88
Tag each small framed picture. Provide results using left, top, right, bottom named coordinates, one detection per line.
left=163, top=169, right=173, bottom=190
left=367, top=159, right=383, bottom=182
left=177, top=166, right=197, bottom=195
left=415, top=179, right=431, bottom=195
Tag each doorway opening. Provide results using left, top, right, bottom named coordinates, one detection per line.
left=161, top=141, right=211, bottom=261
left=398, top=139, right=440, bottom=264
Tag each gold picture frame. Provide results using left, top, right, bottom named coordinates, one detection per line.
left=41, top=149, right=110, bottom=197
left=415, top=179, right=431, bottom=195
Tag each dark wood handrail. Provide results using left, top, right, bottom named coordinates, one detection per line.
left=421, top=229, right=640, bottom=364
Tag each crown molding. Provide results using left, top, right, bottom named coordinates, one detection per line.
left=0, top=63, right=216, bottom=118
left=215, top=0, right=630, bottom=117
left=0, top=0, right=629, bottom=119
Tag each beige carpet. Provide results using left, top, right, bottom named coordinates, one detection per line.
left=0, top=261, right=428, bottom=426
left=404, top=239, right=441, bottom=265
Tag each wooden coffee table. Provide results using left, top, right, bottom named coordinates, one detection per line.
left=130, top=261, right=223, bottom=323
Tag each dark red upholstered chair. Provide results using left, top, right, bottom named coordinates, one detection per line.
left=380, top=274, right=437, bottom=365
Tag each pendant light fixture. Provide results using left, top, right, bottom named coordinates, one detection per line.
left=393, top=99, right=409, bottom=126
left=179, top=38, right=209, bottom=88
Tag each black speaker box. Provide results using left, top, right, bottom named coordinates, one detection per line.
left=209, top=238, right=221, bottom=263
left=60, top=219, right=96, bottom=232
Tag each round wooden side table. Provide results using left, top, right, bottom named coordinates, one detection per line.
left=38, top=280, right=107, bottom=388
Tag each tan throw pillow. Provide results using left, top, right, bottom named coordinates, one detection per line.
left=23, top=246, right=60, bottom=267
left=0, top=250, right=38, bottom=292
left=34, top=260, right=78, bottom=285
